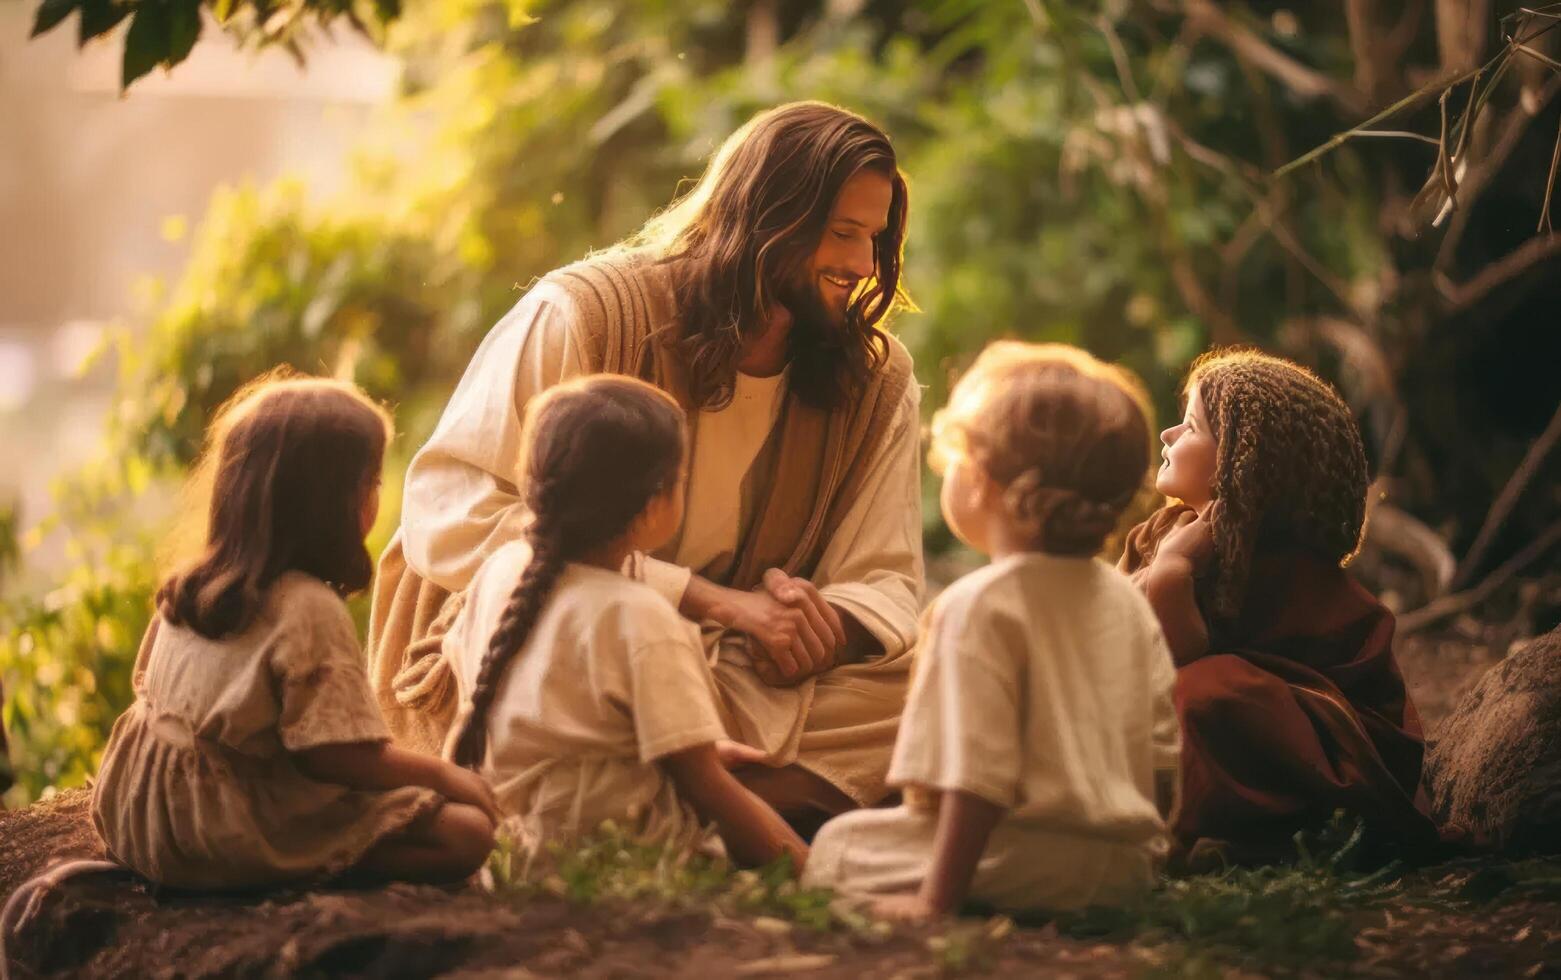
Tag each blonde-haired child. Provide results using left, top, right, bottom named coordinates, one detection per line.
left=93, top=375, right=500, bottom=889
left=437, top=375, right=807, bottom=871
left=804, top=342, right=1180, bottom=918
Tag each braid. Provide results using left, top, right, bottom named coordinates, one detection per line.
left=1190, top=349, right=1370, bottom=620
left=449, top=374, right=688, bottom=771
left=450, top=527, right=568, bottom=769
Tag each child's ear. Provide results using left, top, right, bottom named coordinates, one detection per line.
left=967, top=462, right=999, bottom=511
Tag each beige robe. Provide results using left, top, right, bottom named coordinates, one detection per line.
left=441, top=546, right=728, bottom=864
left=372, top=251, right=922, bottom=805
left=92, top=574, right=441, bottom=890
left=804, top=554, right=1180, bottom=913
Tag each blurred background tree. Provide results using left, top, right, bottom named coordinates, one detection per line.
left=4, top=0, right=1558, bottom=805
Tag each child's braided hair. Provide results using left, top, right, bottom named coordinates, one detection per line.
left=448, top=375, right=687, bottom=769
left=1187, top=349, right=1369, bottom=619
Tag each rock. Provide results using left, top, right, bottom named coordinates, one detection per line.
left=1425, top=625, right=1561, bottom=854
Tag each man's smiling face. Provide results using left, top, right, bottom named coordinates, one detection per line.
left=794, top=167, right=894, bottom=326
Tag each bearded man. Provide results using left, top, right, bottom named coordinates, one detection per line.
left=370, top=101, right=923, bottom=828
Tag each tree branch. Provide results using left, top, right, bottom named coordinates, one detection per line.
left=1436, top=73, right=1561, bottom=270
left=1400, top=518, right=1561, bottom=634
left=1437, top=232, right=1561, bottom=310
left=1542, top=114, right=1561, bottom=231
left=1346, top=0, right=1389, bottom=105
left=1451, top=399, right=1561, bottom=589
left=1181, top=0, right=1366, bottom=115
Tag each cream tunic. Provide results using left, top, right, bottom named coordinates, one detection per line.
left=399, top=280, right=923, bottom=802
left=91, top=574, right=441, bottom=890
left=440, top=543, right=728, bottom=859
left=804, top=554, right=1180, bottom=913
left=677, top=369, right=789, bottom=574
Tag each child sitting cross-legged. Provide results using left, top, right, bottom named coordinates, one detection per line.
left=437, top=375, right=808, bottom=872
left=803, top=342, right=1180, bottom=919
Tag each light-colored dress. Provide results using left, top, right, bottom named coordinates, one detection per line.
left=439, top=545, right=728, bottom=862
left=804, top=554, right=1181, bottom=913
left=91, top=573, right=441, bottom=889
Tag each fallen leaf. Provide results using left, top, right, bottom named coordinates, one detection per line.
left=751, top=916, right=793, bottom=936
left=985, top=915, right=1014, bottom=941
left=735, top=953, right=838, bottom=975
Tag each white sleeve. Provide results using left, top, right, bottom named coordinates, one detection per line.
left=623, top=553, right=694, bottom=611
left=813, top=385, right=925, bottom=658
left=401, top=284, right=592, bottom=592
left=886, top=588, right=1023, bottom=808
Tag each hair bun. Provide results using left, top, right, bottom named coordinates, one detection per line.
left=1049, top=493, right=1120, bottom=539
left=1001, top=474, right=1125, bottom=556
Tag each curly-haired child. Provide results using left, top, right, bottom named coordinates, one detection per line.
left=92, top=375, right=500, bottom=890
left=437, top=375, right=807, bottom=871
left=803, top=342, right=1180, bottom=919
left=1121, top=348, right=1438, bottom=864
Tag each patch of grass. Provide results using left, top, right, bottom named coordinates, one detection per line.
left=483, top=822, right=856, bottom=932
left=1057, top=816, right=1403, bottom=973
left=926, top=915, right=1013, bottom=973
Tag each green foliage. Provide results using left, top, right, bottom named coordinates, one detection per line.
left=0, top=455, right=168, bottom=806
left=924, top=915, right=1013, bottom=973
left=486, top=823, right=855, bottom=934
left=113, top=180, right=447, bottom=467
left=31, top=0, right=404, bottom=90
left=1058, top=816, right=1402, bottom=972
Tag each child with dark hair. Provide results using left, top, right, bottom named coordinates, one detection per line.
left=92, top=374, right=500, bottom=890
left=804, top=343, right=1180, bottom=919
left=437, top=375, right=807, bottom=870
left=1122, top=349, right=1437, bottom=863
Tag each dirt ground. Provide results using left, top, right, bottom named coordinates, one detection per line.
left=2, top=629, right=1558, bottom=979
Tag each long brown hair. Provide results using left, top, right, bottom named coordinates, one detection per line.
left=931, top=342, right=1151, bottom=555
left=157, top=372, right=391, bottom=639
left=629, top=101, right=910, bottom=412
left=1187, top=349, right=1370, bottom=619
left=449, top=375, right=687, bottom=769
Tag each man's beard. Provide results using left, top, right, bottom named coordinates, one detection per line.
left=774, top=270, right=852, bottom=357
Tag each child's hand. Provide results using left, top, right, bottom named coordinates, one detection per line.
left=871, top=893, right=939, bottom=922
left=439, top=764, right=503, bottom=825
left=1154, top=513, right=1214, bottom=571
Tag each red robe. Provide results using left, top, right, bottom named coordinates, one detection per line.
left=1122, top=506, right=1438, bottom=858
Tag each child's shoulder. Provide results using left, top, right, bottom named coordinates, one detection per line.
left=263, top=571, right=352, bottom=630
left=929, top=556, right=1045, bottom=631
left=938, top=554, right=1159, bottom=631
left=933, top=559, right=1014, bottom=613
left=571, top=567, right=689, bottom=638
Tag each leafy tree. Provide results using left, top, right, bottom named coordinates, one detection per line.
left=30, top=0, right=404, bottom=89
